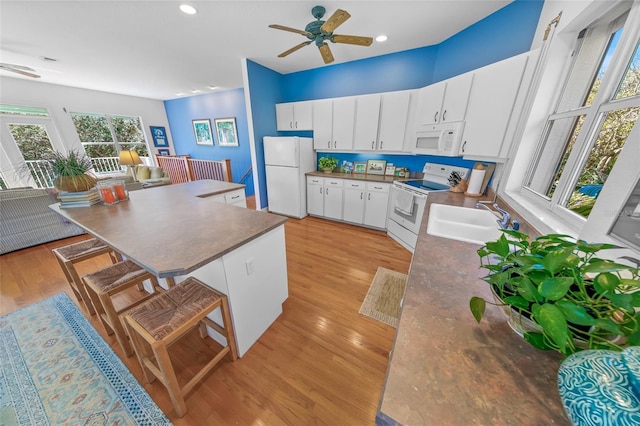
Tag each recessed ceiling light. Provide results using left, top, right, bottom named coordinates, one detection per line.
left=208, top=85, right=218, bottom=90
left=191, top=89, right=202, bottom=93
left=176, top=92, right=183, bottom=96
left=376, top=35, right=388, bottom=42
left=179, top=4, right=197, bottom=15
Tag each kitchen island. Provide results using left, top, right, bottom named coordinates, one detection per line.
left=51, top=180, right=288, bottom=357
left=377, top=191, right=569, bottom=425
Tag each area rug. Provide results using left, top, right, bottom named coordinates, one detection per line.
left=0, top=293, right=171, bottom=425
left=359, top=267, right=408, bottom=328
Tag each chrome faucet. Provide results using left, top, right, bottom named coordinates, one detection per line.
left=476, top=202, right=511, bottom=229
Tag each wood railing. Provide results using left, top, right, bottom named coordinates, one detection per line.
left=155, top=155, right=232, bottom=184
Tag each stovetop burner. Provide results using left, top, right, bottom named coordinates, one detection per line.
left=402, top=179, right=449, bottom=192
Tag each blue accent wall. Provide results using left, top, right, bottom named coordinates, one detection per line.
left=433, top=0, right=544, bottom=82
left=316, top=153, right=478, bottom=176
left=244, top=60, right=285, bottom=208
left=163, top=88, right=254, bottom=195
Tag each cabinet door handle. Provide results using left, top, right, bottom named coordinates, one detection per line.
left=326, top=188, right=329, bottom=195
left=434, top=111, right=439, bottom=122
left=374, top=186, right=382, bottom=190
left=371, top=141, right=375, bottom=150
left=328, top=141, right=331, bottom=148
left=462, top=141, right=467, bottom=152
left=360, top=192, right=363, bottom=199
left=320, top=187, right=323, bottom=194
left=380, top=141, right=383, bottom=149
left=442, top=110, right=447, bottom=121
left=290, top=121, right=293, bottom=129
left=231, top=195, right=240, bottom=199
left=295, top=121, right=298, bottom=129
left=368, top=193, right=371, bottom=200
left=334, top=141, right=337, bottom=149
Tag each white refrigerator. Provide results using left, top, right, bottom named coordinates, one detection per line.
left=264, top=136, right=315, bottom=219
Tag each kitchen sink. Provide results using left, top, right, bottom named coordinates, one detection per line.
left=426, top=203, right=503, bottom=245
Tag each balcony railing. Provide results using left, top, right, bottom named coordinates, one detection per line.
left=22, top=157, right=134, bottom=189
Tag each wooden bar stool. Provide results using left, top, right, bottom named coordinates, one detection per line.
left=52, top=238, right=122, bottom=315
left=124, top=277, right=238, bottom=418
left=82, top=259, right=160, bottom=357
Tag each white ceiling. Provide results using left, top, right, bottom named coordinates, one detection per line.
left=0, top=0, right=512, bottom=100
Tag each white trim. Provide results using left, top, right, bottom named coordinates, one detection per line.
left=241, top=57, right=262, bottom=210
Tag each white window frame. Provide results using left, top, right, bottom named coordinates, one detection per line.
left=505, top=0, right=640, bottom=237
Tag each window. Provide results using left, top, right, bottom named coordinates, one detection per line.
left=523, top=5, right=640, bottom=225
left=70, top=113, right=149, bottom=173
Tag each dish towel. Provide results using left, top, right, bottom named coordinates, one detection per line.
left=394, top=191, right=414, bottom=216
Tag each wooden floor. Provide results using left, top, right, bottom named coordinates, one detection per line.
left=0, top=195, right=413, bottom=425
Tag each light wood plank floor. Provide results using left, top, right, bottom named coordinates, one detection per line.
left=0, top=196, right=412, bottom=424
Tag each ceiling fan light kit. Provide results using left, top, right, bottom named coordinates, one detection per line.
left=0, top=63, right=41, bottom=79
left=269, top=5, right=373, bottom=64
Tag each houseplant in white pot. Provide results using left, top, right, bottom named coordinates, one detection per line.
left=318, top=156, right=338, bottom=173
left=470, top=230, right=640, bottom=357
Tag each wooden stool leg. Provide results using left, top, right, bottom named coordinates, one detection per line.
left=100, top=292, right=134, bottom=356
left=125, top=319, right=156, bottom=384
left=84, top=285, right=114, bottom=336
left=54, top=254, right=82, bottom=302
left=220, top=296, right=238, bottom=361
left=66, top=260, right=97, bottom=315
left=153, top=342, right=187, bottom=417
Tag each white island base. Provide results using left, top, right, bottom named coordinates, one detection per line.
left=171, top=225, right=288, bottom=357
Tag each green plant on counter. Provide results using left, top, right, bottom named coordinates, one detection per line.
left=318, top=156, right=338, bottom=171
left=49, top=149, right=97, bottom=192
left=470, top=230, right=640, bottom=357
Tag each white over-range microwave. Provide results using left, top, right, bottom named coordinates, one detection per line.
left=413, top=121, right=465, bottom=156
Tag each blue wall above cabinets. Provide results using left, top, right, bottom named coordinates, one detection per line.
left=163, top=88, right=254, bottom=195
left=433, top=0, right=544, bottom=82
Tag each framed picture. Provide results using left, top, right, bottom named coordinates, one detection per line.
left=214, top=117, right=239, bottom=147
left=354, top=162, right=367, bottom=174
left=385, top=164, right=396, bottom=176
left=192, top=119, right=214, bottom=146
left=367, top=159, right=387, bottom=175
left=150, top=126, right=169, bottom=147
left=157, top=148, right=170, bottom=156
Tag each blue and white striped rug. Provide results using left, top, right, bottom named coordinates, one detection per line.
left=0, top=293, right=171, bottom=425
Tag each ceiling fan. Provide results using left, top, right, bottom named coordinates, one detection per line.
left=0, top=63, right=41, bottom=78
left=269, top=5, right=373, bottom=64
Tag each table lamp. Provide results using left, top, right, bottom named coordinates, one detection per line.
left=119, top=150, right=142, bottom=181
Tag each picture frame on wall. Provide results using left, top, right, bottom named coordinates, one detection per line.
left=192, top=119, right=214, bottom=146
left=150, top=126, right=169, bottom=147
left=214, top=117, right=239, bottom=147
left=157, top=149, right=170, bottom=156
left=367, top=159, right=387, bottom=175
left=354, top=162, right=367, bottom=174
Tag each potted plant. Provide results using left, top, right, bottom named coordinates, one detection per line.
left=318, top=156, right=338, bottom=174
left=470, top=230, right=640, bottom=357
left=50, top=149, right=97, bottom=192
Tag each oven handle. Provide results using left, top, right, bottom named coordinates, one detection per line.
left=392, top=185, right=428, bottom=199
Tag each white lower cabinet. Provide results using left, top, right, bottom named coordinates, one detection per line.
left=203, top=188, right=247, bottom=208
left=308, top=176, right=389, bottom=229
left=306, top=176, right=343, bottom=220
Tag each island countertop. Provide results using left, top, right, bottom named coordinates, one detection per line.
left=50, top=180, right=287, bottom=278
left=377, top=191, right=569, bottom=425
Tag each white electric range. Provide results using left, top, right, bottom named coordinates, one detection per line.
left=387, top=162, right=470, bottom=252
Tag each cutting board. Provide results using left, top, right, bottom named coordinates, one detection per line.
left=477, top=162, right=495, bottom=195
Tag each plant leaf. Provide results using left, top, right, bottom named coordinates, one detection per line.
left=607, top=293, right=634, bottom=312
left=583, top=261, right=635, bottom=273
left=576, top=241, right=619, bottom=253
left=539, top=276, right=574, bottom=300
left=592, top=318, right=622, bottom=335
left=517, top=277, right=543, bottom=303
left=523, top=332, right=554, bottom=350
left=469, top=297, right=486, bottom=323
left=594, top=272, right=620, bottom=292
left=503, top=295, right=530, bottom=310
left=485, top=234, right=511, bottom=258
left=555, top=300, right=595, bottom=326
left=541, top=247, right=575, bottom=275
left=535, top=303, right=569, bottom=351
left=628, top=330, right=640, bottom=346
left=620, top=279, right=640, bottom=289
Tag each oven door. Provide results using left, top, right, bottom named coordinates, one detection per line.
left=388, top=185, right=427, bottom=234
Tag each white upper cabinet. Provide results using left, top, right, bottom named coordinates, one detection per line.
left=313, top=99, right=333, bottom=150
left=276, top=101, right=313, bottom=131
left=332, top=97, right=356, bottom=151
left=353, top=94, right=381, bottom=151
left=416, top=73, right=473, bottom=125
left=378, top=91, right=411, bottom=152
left=460, top=53, right=530, bottom=159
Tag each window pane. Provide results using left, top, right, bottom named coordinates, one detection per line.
left=112, top=116, right=144, bottom=143
left=120, top=142, right=149, bottom=157
left=583, top=28, right=623, bottom=106
left=565, top=106, right=639, bottom=217
left=0, top=175, right=7, bottom=190
left=614, top=38, right=640, bottom=100
left=71, top=113, right=113, bottom=143
left=526, top=115, right=586, bottom=198
left=7, top=123, right=55, bottom=187
left=0, top=104, right=49, bottom=116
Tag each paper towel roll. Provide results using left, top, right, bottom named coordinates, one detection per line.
left=466, top=169, right=485, bottom=196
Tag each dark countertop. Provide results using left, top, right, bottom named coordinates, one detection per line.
left=377, top=191, right=569, bottom=425
left=50, top=180, right=287, bottom=278
left=306, top=171, right=401, bottom=183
